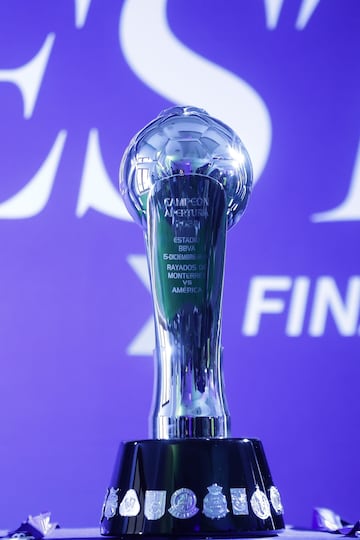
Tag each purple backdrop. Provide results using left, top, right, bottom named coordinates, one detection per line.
left=0, top=0, right=359, bottom=530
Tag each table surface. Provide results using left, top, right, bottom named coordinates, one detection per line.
left=0, top=527, right=349, bottom=540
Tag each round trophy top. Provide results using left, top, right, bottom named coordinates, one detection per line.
left=119, top=105, right=253, bottom=230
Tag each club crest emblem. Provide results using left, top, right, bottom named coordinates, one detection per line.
left=202, top=483, right=229, bottom=519
left=169, top=488, right=199, bottom=519
left=270, top=486, right=284, bottom=514
left=250, top=487, right=271, bottom=520
left=103, top=487, right=119, bottom=519
left=230, top=487, right=249, bottom=515
left=119, top=489, right=141, bottom=517
left=144, top=490, right=166, bottom=520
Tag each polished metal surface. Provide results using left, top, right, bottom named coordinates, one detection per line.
left=119, top=106, right=252, bottom=439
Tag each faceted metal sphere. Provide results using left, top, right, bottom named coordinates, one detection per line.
left=119, top=106, right=253, bottom=230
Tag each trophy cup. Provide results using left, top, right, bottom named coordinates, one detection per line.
left=101, top=106, right=284, bottom=536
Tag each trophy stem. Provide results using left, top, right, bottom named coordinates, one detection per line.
left=151, top=346, right=231, bottom=439
left=146, top=174, right=231, bottom=439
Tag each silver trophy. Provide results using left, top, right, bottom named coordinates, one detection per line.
left=101, top=106, right=284, bottom=537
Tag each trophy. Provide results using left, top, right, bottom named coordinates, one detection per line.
left=101, top=106, right=284, bottom=536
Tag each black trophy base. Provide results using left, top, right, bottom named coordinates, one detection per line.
left=100, top=438, right=285, bottom=538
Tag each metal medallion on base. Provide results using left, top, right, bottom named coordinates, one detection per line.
left=144, top=490, right=166, bottom=520
left=119, top=489, right=140, bottom=517
left=250, top=487, right=271, bottom=520
left=103, top=488, right=118, bottom=520
left=230, top=488, right=249, bottom=516
left=169, top=488, right=199, bottom=519
left=100, top=106, right=285, bottom=537
left=203, top=484, right=229, bottom=519
left=270, top=485, right=284, bottom=515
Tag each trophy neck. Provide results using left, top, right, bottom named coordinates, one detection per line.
left=146, top=175, right=231, bottom=439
